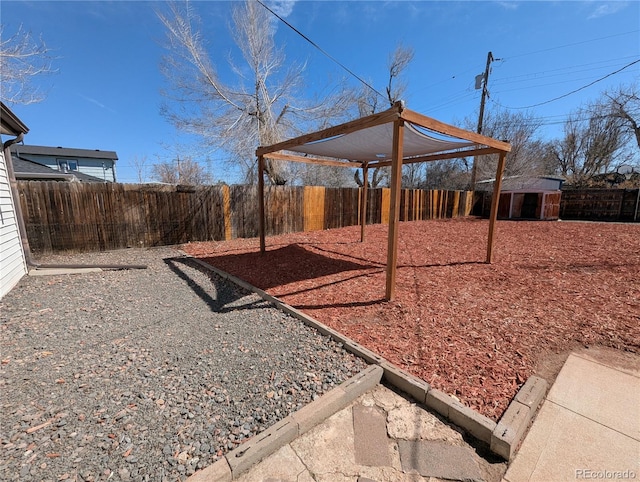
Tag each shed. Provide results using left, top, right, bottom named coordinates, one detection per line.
left=0, top=102, right=29, bottom=299
left=478, top=176, right=564, bottom=220
left=256, top=102, right=511, bottom=300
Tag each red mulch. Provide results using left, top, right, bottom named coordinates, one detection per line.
left=182, top=218, right=640, bottom=421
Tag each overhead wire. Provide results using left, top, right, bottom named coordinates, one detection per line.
left=257, top=2, right=635, bottom=117
left=255, top=0, right=387, bottom=101
left=494, top=58, right=640, bottom=109
left=492, top=56, right=638, bottom=85
left=502, top=29, right=639, bottom=60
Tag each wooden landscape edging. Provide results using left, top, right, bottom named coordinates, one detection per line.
left=187, top=255, right=548, bottom=465
left=16, top=181, right=475, bottom=254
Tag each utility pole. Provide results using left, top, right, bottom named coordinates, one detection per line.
left=470, top=51, right=495, bottom=188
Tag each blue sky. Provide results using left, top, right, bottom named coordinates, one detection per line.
left=2, top=0, right=638, bottom=184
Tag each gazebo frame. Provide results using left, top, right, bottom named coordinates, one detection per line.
left=256, top=102, right=511, bottom=301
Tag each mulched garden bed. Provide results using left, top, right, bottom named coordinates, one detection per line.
left=183, top=218, right=640, bottom=421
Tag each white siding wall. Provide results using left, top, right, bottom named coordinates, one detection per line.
left=0, top=151, right=27, bottom=299
left=17, top=153, right=116, bottom=181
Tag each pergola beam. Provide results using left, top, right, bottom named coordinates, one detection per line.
left=400, top=109, right=511, bottom=152
left=256, top=103, right=402, bottom=157
left=367, top=146, right=505, bottom=168
left=264, top=151, right=363, bottom=168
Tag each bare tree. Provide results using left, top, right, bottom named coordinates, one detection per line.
left=422, top=158, right=470, bottom=190
left=606, top=83, right=640, bottom=150
left=130, top=155, right=149, bottom=183
left=151, top=157, right=212, bottom=185
left=544, top=105, right=632, bottom=187
left=158, top=1, right=354, bottom=186
left=355, top=44, right=414, bottom=188
left=0, top=24, right=55, bottom=105
left=385, top=44, right=414, bottom=108
left=468, top=109, right=546, bottom=182
left=291, top=163, right=354, bottom=188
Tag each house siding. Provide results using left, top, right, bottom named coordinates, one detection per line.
left=16, top=153, right=116, bottom=182
left=0, top=150, right=27, bottom=299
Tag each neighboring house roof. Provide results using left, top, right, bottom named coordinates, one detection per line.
left=12, top=155, right=106, bottom=182
left=1, top=101, right=29, bottom=136
left=9, top=144, right=118, bottom=160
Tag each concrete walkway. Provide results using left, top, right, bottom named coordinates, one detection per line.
left=504, top=347, right=640, bottom=482
left=188, top=345, right=639, bottom=482
left=229, top=384, right=505, bottom=482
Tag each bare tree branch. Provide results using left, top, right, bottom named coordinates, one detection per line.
left=151, top=157, right=212, bottom=185
left=158, top=0, right=356, bottom=185
left=0, top=24, right=56, bottom=105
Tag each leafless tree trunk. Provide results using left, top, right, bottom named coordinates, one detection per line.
left=158, top=1, right=354, bottom=186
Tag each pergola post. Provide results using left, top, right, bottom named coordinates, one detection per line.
left=360, top=164, right=368, bottom=242
left=385, top=120, right=405, bottom=301
left=486, top=152, right=507, bottom=263
left=258, top=155, right=266, bottom=254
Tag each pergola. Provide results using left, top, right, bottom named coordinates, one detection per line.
left=256, top=101, right=511, bottom=301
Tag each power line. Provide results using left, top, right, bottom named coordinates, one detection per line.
left=496, top=59, right=640, bottom=109
left=493, top=57, right=638, bottom=85
left=493, top=73, right=630, bottom=94
left=255, top=0, right=387, bottom=100
left=503, top=29, right=639, bottom=60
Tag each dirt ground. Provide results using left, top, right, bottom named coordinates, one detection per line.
left=183, top=218, right=640, bottom=421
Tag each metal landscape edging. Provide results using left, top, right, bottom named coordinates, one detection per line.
left=185, top=255, right=547, bottom=476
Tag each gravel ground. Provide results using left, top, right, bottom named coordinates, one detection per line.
left=0, top=247, right=368, bottom=481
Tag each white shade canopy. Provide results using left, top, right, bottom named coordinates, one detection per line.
left=285, top=122, right=476, bottom=162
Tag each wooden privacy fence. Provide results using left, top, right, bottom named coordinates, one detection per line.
left=560, top=188, right=640, bottom=222
left=17, top=181, right=474, bottom=254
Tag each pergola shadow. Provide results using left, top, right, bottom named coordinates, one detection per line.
left=163, top=257, right=270, bottom=313
left=200, top=243, right=379, bottom=291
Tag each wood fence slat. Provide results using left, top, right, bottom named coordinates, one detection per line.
left=21, top=181, right=584, bottom=255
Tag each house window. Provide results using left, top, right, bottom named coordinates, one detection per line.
left=57, top=159, right=78, bottom=172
